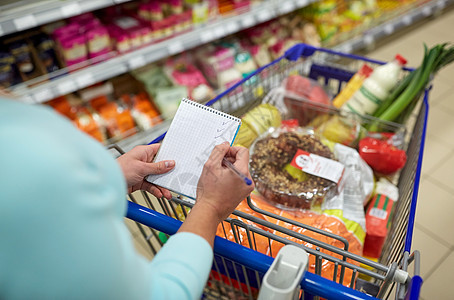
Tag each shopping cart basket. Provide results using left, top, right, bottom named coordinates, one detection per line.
left=123, top=43, right=427, bottom=299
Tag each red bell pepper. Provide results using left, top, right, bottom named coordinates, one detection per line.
left=359, top=136, right=407, bottom=174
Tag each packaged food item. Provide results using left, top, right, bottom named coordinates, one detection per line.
left=283, top=75, right=332, bottom=126
left=93, top=97, right=137, bottom=140
left=86, top=26, right=111, bottom=59
left=332, top=64, right=374, bottom=108
left=241, top=103, right=281, bottom=136
left=248, top=44, right=271, bottom=67
left=59, top=35, right=88, bottom=67
left=363, top=178, right=399, bottom=259
left=341, top=55, right=407, bottom=115
left=0, top=52, right=17, bottom=87
left=164, top=55, right=214, bottom=102
left=249, top=127, right=341, bottom=210
left=9, top=42, right=35, bottom=76
left=125, top=93, right=162, bottom=131
left=34, top=36, right=61, bottom=74
left=153, top=86, right=188, bottom=119
left=358, top=133, right=407, bottom=174
left=73, top=106, right=107, bottom=143
left=314, top=114, right=366, bottom=147
left=109, top=29, right=131, bottom=53
left=196, top=46, right=242, bottom=90
left=151, top=2, right=165, bottom=21
left=285, top=74, right=331, bottom=106
left=217, top=193, right=363, bottom=286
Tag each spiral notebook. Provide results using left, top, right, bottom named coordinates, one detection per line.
left=147, top=98, right=242, bottom=199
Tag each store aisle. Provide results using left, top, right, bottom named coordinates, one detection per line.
left=365, top=6, right=454, bottom=299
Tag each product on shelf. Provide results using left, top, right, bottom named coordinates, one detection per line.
left=249, top=127, right=340, bottom=210
left=301, top=0, right=379, bottom=45
left=196, top=44, right=243, bottom=90
left=125, top=93, right=163, bottom=131
left=164, top=53, right=215, bottom=102
left=3, top=32, right=50, bottom=83
left=90, top=96, right=137, bottom=141
left=0, top=52, right=17, bottom=88
left=133, top=65, right=187, bottom=119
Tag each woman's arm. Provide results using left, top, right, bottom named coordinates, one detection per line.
left=148, top=143, right=254, bottom=299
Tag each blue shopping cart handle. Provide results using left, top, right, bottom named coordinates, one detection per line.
left=126, top=201, right=379, bottom=300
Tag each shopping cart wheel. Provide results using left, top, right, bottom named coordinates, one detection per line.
left=258, top=245, right=308, bottom=300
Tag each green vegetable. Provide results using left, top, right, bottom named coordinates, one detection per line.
left=372, top=69, right=416, bottom=118
left=369, top=43, right=454, bottom=131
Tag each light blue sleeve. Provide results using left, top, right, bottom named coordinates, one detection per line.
left=149, top=232, right=214, bottom=299
left=0, top=99, right=212, bottom=300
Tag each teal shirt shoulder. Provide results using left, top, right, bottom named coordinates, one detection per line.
left=0, top=99, right=212, bottom=299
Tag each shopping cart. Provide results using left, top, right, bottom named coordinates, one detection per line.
left=122, top=43, right=427, bottom=299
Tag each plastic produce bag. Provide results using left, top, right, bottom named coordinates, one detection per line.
left=249, top=127, right=343, bottom=210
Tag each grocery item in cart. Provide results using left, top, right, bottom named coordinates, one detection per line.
left=341, top=54, right=407, bottom=115
left=358, top=133, right=407, bottom=175
left=332, top=64, right=374, bottom=108
left=217, top=193, right=363, bottom=286
left=363, top=178, right=399, bottom=259
left=249, top=127, right=340, bottom=210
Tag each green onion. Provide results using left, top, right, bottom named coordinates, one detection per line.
left=369, top=43, right=454, bottom=131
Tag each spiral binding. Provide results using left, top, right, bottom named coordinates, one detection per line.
left=182, top=98, right=240, bottom=122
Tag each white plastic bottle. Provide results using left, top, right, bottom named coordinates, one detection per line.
left=342, top=54, right=407, bottom=115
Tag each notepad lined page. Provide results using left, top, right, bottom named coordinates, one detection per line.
left=147, top=98, right=241, bottom=199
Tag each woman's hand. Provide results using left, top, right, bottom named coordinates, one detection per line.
left=196, top=142, right=254, bottom=223
left=116, top=144, right=175, bottom=199
left=178, top=142, right=254, bottom=247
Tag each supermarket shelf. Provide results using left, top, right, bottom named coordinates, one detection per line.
left=118, top=119, right=172, bottom=152
left=11, top=0, right=315, bottom=104
left=333, top=0, right=453, bottom=54
left=0, top=0, right=131, bottom=37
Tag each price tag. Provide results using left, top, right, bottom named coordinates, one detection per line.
left=167, top=41, right=184, bottom=55
left=437, top=0, right=446, bottom=9
left=21, top=94, right=35, bottom=104
left=403, top=15, right=412, bottom=26
left=213, top=26, right=225, bottom=38
left=280, top=1, right=295, bottom=14
left=57, top=81, right=75, bottom=95
left=241, top=16, right=255, bottom=28
left=13, top=15, right=37, bottom=31
left=33, top=89, right=53, bottom=103
left=343, top=43, right=353, bottom=54
left=384, top=24, right=394, bottom=35
left=200, top=30, right=214, bottom=43
left=257, top=10, right=272, bottom=22
left=61, top=3, right=82, bottom=18
left=226, top=22, right=239, bottom=34
left=364, top=35, right=374, bottom=45
left=128, top=55, right=146, bottom=69
left=422, top=6, right=432, bottom=16
left=76, top=73, right=95, bottom=88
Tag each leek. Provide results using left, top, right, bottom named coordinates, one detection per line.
left=369, top=43, right=454, bottom=131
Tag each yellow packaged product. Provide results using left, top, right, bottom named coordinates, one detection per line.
left=332, top=64, right=374, bottom=108
left=242, top=104, right=281, bottom=136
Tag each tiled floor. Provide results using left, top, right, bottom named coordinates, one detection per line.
left=364, top=6, right=454, bottom=299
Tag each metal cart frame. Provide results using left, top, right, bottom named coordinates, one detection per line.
left=123, top=44, right=427, bottom=299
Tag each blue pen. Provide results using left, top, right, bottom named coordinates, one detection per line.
left=222, top=157, right=253, bottom=186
